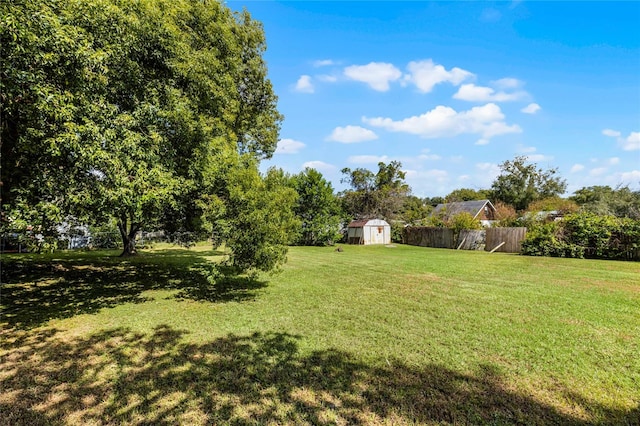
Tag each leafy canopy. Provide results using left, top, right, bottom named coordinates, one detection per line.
left=289, top=168, right=342, bottom=246
left=340, top=161, right=410, bottom=221
left=570, top=186, right=640, bottom=219
left=445, top=188, right=491, bottom=203
left=491, top=156, right=567, bottom=211
left=2, top=0, right=290, bottom=272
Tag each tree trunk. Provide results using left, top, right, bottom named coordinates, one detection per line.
left=118, top=218, right=139, bottom=257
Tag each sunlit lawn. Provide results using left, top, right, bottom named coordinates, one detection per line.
left=1, top=243, right=638, bottom=425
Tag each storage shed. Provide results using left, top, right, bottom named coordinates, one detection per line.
left=346, top=219, right=391, bottom=245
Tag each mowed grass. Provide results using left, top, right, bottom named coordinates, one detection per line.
left=1, top=243, right=638, bottom=425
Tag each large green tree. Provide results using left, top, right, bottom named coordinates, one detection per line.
left=400, top=195, right=433, bottom=225
left=201, top=164, right=298, bottom=275
left=570, top=185, right=640, bottom=219
left=289, top=168, right=342, bottom=246
left=445, top=188, right=492, bottom=203
left=1, top=0, right=288, bottom=270
left=491, top=156, right=567, bottom=211
left=340, top=161, right=410, bottom=221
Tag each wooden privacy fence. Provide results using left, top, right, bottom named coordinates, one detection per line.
left=404, top=226, right=527, bottom=253
left=485, top=227, right=527, bottom=253
left=404, top=227, right=454, bottom=249
left=457, top=229, right=485, bottom=250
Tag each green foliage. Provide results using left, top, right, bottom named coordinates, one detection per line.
left=449, top=212, right=482, bottom=235
left=526, top=196, right=579, bottom=215
left=445, top=188, right=491, bottom=203
left=570, top=185, right=640, bottom=219
left=204, top=161, right=298, bottom=276
left=493, top=202, right=519, bottom=227
left=340, top=161, right=410, bottom=221
left=422, top=208, right=448, bottom=228
left=521, top=212, right=640, bottom=260
left=88, top=220, right=121, bottom=249
left=424, top=196, right=445, bottom=207
left=2, top=0, right=287, bottom=270
left=491, top=156, right=567, bottom=211
left=400, top=196, right=433, bottom=224
left=390, top=221, right=406, bottom=243
left=520, top=221, right=572, bottom=257
left=419, top=210, right=482, bottom=239
left=289, top=168, right=342, bottom=246
left=1, top=200, right=63, bottom=253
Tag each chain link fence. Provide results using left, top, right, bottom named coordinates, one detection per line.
left=1, top=230, right=206, bottom=253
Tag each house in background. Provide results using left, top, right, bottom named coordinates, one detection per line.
left=431, top=200, right=497, bottom=226
left=346, top=219, right=391, bottom=245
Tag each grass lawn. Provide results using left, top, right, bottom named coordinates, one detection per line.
left=1, top=243, right=638, bottom=425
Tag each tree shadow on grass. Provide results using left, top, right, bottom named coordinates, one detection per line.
left=1, top=325, right=636, bottom=425
left=1, top=250, right=266, bottom=330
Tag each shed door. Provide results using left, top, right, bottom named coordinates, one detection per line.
left=372, top=226, right=385, bottom=244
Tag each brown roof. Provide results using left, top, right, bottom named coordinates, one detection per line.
left=347, top=219, right=370, bottom=228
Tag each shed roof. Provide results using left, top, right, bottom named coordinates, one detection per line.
left=347, top=219, right=390, bottom=228
left=432, top=200, right=495, bottom=219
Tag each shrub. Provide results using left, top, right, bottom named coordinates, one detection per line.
left=526, top=197, right=579, bottom=215
left=521, top=212, right=640, bottom=260
left=449, top=212, right=482, bottom=234
left=521, top=221, right=573, bottom=257
left=494, top=202, right=519, bottom=226
left=390, top=221, right=406, bottom=243
left=422, top=209, right=447, bottom=228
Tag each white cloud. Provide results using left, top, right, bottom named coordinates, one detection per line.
left=475, top=139, right=490, bottom=146
left=458, top=175, right=471, bottom=181
left=302, top=161, right=335, bottom=171
left=518, top=144, right=537, bottom=153
left=492, top=78, right=523, bottom=89
left=424, top=169, right=449, bottom=182
left=526, top=154, right=553, bottom=162
left=363, top=103, right=521, bottom=140
left=607, top=157, right=620, bottom=165
left=619, top=170, right=640, bottom=183
left=313, top=59, right=335, bottom=67
left=622, top=132, right=640, bottom=151
left=570, top=164, right=585, bottom=173
left=521, top=103, right=541, bottom=114
left=405, top=169, right=449, bottom=182
left=403, top=59, right=474, bottom=93
left=295, top=75, right=314, bottom=93
left=476, top=162, right=498, bottom=172
left=275, top=138, right=305, bottom=154
left=327, top=125, right=378, bottom=143
left=602, top=128, right=621, bottom=137
left=474, top=162, right=501, bottom=187
left=317, top=74, right=338, bottom=83
left=418, top=154, right=442, bottom=161
left=453, top=83, right=526, bottom=102
left=589, top=167, right=607, bottom=177
left=404, top=169, right=452, bottom=196
left=604, top=129, right=640, bottom=151
left=348, top=155, right=390, bottom=164
left=343, top=62, right=402, bottom=91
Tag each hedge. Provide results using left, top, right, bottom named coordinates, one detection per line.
left=521, top=212, right=640, bottom=260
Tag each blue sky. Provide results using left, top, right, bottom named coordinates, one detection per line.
left=229, top=1, right=640, bottom=197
